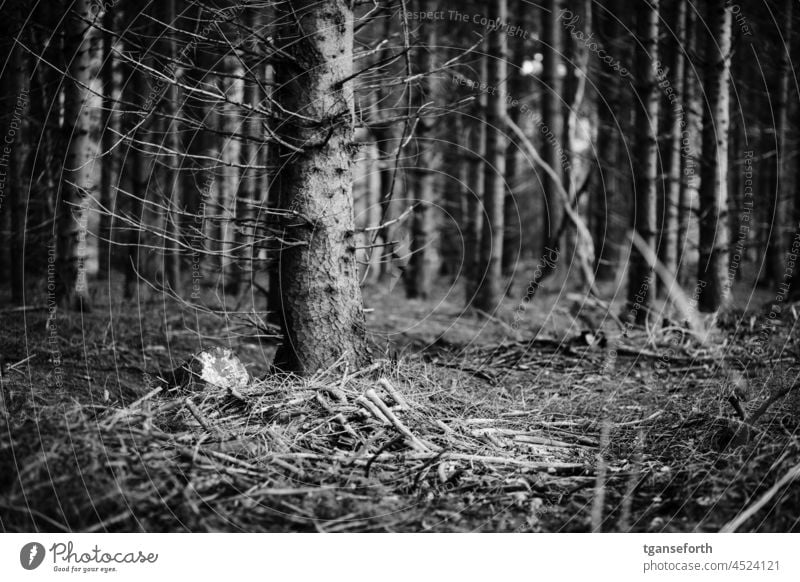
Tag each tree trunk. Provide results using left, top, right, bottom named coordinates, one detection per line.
left=97, top=8, right=117, bottom=281
left=501, top=0, right=529, bottom=283
left=626, top=0, right=660, bottom=324
left=405, top=0, right=438, bottom=300
left=220, top=56, right=244, bottom=295
left=659, top=0, right=687, bottom=284
left=541, top=0, right=565, bottom=257
left=165, top=0, right=182, bottom=290
left=592, top=0, right=624, bottom=283
left=677, top=4, right=698, bottom=285
left=124, top=64, right=151, bottom=300
left=240, top=10, right=263, bottom=293
left=2, top=1, right=31, bottom=304
left=57, top=0, right=103, bottom=309
left=765, top=0, right=793, bottom=291
left=271, top=0, right=368, bottom=373
left=472, top=0, right=508, bottom=313
left=696, top=0, right=732, bottom=311
left=463, top=55, right=487, bottom=303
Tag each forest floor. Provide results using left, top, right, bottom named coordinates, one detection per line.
left=1, top=267, right=799, bottom=532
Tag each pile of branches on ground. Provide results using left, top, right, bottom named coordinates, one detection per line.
left=0, top=360, right=600, bottom=532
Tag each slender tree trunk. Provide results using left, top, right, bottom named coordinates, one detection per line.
left=220, top=56, right=244, bottom=295
left=271, top=0, right=368, bottom=373
left=405, top=0, right=438, bottom=299
left=765, top=0, right=793, bottom=291
left=165, top=0, right=182, bottom=290
left=372, top=119, right=400, bottom=284
left=593, top=0, right=624, bottom=282
left=696, top=0, right=732, bottom=311
left=97, top=8, right=117, bottom=281
left=541, top=0, right=565, bottom=257
left=626, top=0, right=660, bottom=324
left=124, top=65, right=151, bottom=300
left=501, top=0, right=528, bottom=283
left=240, top=11, right=262, bottom=294
left=57, top=0, right=103, bottom=309
left=198, top=50, right=221, bottom=292
left=677, top=4, right=697, bottom=285
left=472, top=0, right=508, bottom=313
left=3, top=1, right=31, bottom=304
left=463, top=55, right=487, bottom=302
left=659, top=0, right=687, bottom=283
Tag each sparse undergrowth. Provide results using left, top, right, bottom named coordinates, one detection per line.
left=1, top=283, right=799, bottom=532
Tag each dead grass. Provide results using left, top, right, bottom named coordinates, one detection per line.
left=1, top=279, right=799, bottom=532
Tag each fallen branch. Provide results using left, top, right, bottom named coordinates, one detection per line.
left=365, top=389, right=433, bottom=452
left=378, top=378, right=409, bottom=410
left=720, top=463, right=800, bottom=532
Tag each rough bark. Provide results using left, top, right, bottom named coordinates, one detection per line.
left=271, top=0, right=368, bottom=373
left=696, top=0, right=732, bottom=311
left=626, top=0, right=660, bottom=324
left=472, top=0, right=508, bottom=313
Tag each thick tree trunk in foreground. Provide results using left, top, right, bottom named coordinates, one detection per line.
left=472, top=0, right=508, bottom=313
left=272, top=0, right=368, bottom=373
left=57, top=0, right=103, bottom=309
left=626, top=0, right=659, bottom=324
left=696, top=0, right=732, bottom=311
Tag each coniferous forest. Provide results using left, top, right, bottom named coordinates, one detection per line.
left=1, top=0, right=799, bottom=534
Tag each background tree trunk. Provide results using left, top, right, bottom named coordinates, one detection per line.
left=405, top=0, right=438, bottom=300
left=3, top=1, right=32, bottom=304
left=677, top=3, right=698, bottom=285
left=626, top=0, right=659, bottom=324
left=57, top=0, right=103, bottom=309
left=501, top=0, right=530, bottom=284
left=473, top=0, right=508, bottom=313
left=541, top=0, right=565, bottom=258
left=659, top=0, right=687, bottom=285
left=765, top=0, right=793, bottom=291
left=696, top=0, right=732, bottom=311
left=592, top=0, right=625, bottom=283
left=463, top=54, right=487, bottom=303
left=165, top=0, right=183, bottom=290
